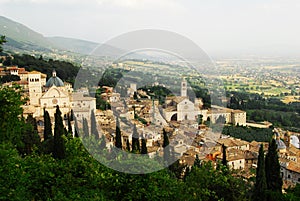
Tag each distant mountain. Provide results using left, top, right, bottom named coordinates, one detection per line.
left=0, top=16, right=53, bottom=52
left=0, top=16, right=139, bottom=58
left=47, top=36, right=98, bottom=55
left=0, top=16, right=103, bottom=55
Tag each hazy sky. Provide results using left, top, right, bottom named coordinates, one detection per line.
left=1, top=0, right=300, bottom=57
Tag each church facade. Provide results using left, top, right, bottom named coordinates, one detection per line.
left=22, top=70, right=96, bottom=121
left=162, top=78, right=246, bottom=126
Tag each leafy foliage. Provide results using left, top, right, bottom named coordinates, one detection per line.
left=0, top=74, right=20, bottom=84
left=10, top=54, right=79, bottom=85
left=0, top=35, right=6, bottom=53
left=222, top=125, right=273, bottom=142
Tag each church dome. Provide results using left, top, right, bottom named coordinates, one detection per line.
left=45, top=70, right=64, bottom=87
left=276, top=139, right=287, bottom=150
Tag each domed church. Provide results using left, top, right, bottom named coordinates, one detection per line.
left=23, top=70, right=74, bottom=117
left=45, top=70, right=65, bottom=87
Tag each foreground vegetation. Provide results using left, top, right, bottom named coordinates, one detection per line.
left=1, top=86, right=300, bottom=201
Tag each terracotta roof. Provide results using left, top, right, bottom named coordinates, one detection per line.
left=250, top=141, right=259, bottom=147
left=173, top=97, right=188, bottom=104
left=232, top=110, right=246, bottom=114
left=217, top=138, right=237, bottom=147
left=28, top=71, right=42, bottom=74
left=18, top=71, right=28, bottom=74
left=287, top=161, right=300, bottom=173
left=6, top=66, right=19, bottom=70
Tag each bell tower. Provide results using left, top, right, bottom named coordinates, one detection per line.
left=28, top=71, right=43, bottom=106
left=181, top=77, right=187, bottom=97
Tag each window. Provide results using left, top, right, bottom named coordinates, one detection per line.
left=288, top=175, right=291, bottom=179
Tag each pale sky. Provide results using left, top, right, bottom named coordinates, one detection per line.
left=1, top=0, right=300, bottom=58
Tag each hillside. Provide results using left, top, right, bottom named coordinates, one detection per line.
left=0, top=16, right=53, bottom=52
left=47, top=36, right=98, bottom=55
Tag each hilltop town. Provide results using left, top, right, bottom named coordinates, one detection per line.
left=1, top=57, right=300, bottom=188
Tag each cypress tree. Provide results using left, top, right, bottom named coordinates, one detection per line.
left=53, top=105, right=66, bottom=159
left=131, top=124, right=140, bottom=153
left=99, top=134, right=106, bottom=150
left=126, top=139, right=130, bottom=152
left=0, top=35, right=6, bottom=53
left=163, top=129, right=170, bottom=164
left=222, top=144, right=227, bottom=167
left=265, top=139, right=283, bottom=193
left=43, top=108, right=52, bottom=141
left=254, top=144, right=267, bottom=201
left=141, top=138, right=147, bottom=154
left=90, top=110, right=99, bottom=139
left=194, top=154, right=201, bottom=168
left=74, top=118, right=79, bottom=138
left=20, top=115, right=41, bottom=155
left=67, top=113, right=72, bottom=136
left=115, top=118, right=122, bottom=149
left=70, top=109, right=74, bottom=121
left=82, top=117, right=89, bottom=137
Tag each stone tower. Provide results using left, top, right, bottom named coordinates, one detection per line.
left=181, top=77, right=187, bottom=97
left=28, top=71, right=43, bottom=106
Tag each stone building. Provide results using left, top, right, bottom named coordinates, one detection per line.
left=22, top=69, right=95, bottom=121
left=163, top=79, right=246, bottom=126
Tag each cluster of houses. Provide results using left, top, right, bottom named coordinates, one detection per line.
left=95, top=78, right=300, bottom=187
left=1, top=65, right=300, bottom=187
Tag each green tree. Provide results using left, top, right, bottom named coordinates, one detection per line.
left=222, top=144, right=227, bottom=167
left=0, top=74, right=20, bottom=84
left=67, top=113, right=72, bottom=136
left=24, top=115, right=40, bottom=153
left=254, top=144, right=267, bottom=201
left=74, top=118, right=79, bottom=138
left=53, top=105, right=66, bottom=159
left=99, top=134, right=106, bottom=150
left=126, top=139, right=130, bottom=152
left=42, top=109, right=53, bottom=154
left=194, top=154, right=201, bottom=168
left=197, top=114, right=203, bottom=125
left=70, top=109, right=74, bottom=121
left=115, top=118, right=122, bottom=149
left=90, top=110, right=99, bottom=139
left=0, top=86, right=25, bottom=148
left=82, top=117, right=89, bottom=137
left=163, top=129, right=170, bottom=164
left=133, top=91, right=138, bottom=100
left=131, top=124, right=140, bottom=153
left=43, top=108, right=52, bottom=141
left=0, top=35, right=6, bottom=53
left=141, top=138, right=147, bottom=154
left=265, top=139, right=283, bottom=193
left=184, top=161, right=248, bottom=201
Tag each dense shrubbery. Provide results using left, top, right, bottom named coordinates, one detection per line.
left=227, top=91, right=300, bottom=129
left=222, top=125, right=274, bottom=142
left=7, top=54, right=80, bottom=85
